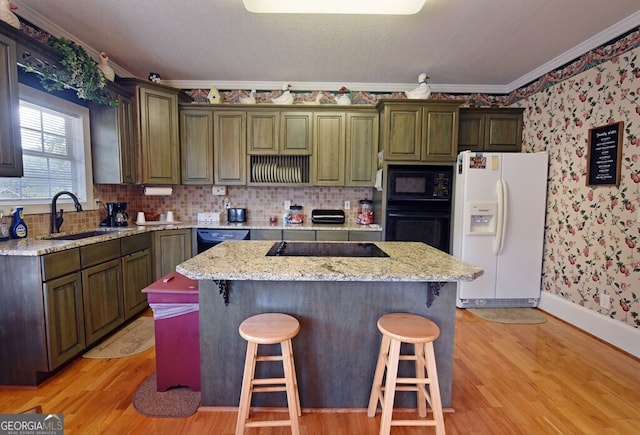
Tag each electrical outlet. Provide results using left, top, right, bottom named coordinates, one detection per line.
left=284, top=200, right=291, bottom=210
left=212, top=186, right=227, bottom=196
left=344, top=200, right=350, bottom=210
left=600, top=293, right=611, bottom=309
left=94, top=198, right=101, bottom=204
left=637, top=207, right=640, bottom=223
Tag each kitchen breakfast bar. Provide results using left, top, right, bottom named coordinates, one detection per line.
left=177, top=240, right=483, bottom=409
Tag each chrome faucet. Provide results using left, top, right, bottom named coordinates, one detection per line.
left=51, top=191, right=83, bottom=233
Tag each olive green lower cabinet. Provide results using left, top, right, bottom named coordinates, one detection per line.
left=0, top=233, right=154, bottom=386
left=250, top=228, right=382, bottom=241
left=154, top=228, right=193, bottom=279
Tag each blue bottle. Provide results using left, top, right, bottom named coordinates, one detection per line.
left=10, top=207, right=28, bottom=239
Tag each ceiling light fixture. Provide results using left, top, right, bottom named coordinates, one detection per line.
left=242, top=0, right=426, bottom=15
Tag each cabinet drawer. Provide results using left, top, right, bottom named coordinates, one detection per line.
left=316, top=230, right=348, bottom=241
left=41, top=249, right=81, bottom=281
left=283, top=230, right=315, bottom=241
left=349, top=231, right=382, bottom=241
left=80, top=240, right=120, bottom=268
left=121, top=232, right=152, bottom=255
left=251, top=229, right=283, bottom=240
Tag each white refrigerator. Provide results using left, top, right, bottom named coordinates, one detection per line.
left=452, top=151, right=548, bottom=308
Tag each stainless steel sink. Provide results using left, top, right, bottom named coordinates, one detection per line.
left=45, top=230, right=121, bottom=240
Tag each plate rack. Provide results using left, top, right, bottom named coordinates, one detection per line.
left=249, top=155, right=309, bottom=185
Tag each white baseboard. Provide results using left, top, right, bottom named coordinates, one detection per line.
left=538, top=292, right=640, bottom=358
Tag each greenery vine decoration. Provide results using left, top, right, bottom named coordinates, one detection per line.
left=23, top=37, right=113, bottom=105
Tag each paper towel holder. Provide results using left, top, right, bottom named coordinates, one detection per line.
left=143, top=186, right=173, bottom=196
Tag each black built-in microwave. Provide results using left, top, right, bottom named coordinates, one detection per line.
left=386, top=165, right=453, bottom=203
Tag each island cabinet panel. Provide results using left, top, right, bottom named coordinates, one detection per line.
left=214, top=110, right=247, bottom=185
left=198, top=280, right=457, bottom=408
left=180, top=108, right=214, bottom=184
left=312, top=112, right=345, bottom=186
left=0, top=32, right=22, bottom=177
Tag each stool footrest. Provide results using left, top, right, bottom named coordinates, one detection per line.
left=255, top=355, right=284, bottom=362
left=253, top=386, right=287, bottom=393
left=391, top=420, right=438, bottom=427
left=245, top=420, right=295, bottom=428
left=252, top=377, right=286, bottom=385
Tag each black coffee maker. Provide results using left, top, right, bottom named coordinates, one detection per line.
left=101, top=202, right=129, bottom=227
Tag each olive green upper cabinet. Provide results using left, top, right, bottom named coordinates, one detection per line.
left=91, top=83, right=137, bottom=184
left=213, top=110, right=246, bottom=185
left=280, top=111, right=312, bottom=154
left=0, top=32, right=22, bottom=177
left=312, top=112, right=345, bottom=186
left=346, top=111, right=379, bottom=186
left=247, top=110, right=279, bottom=154
left=247, top=110, right=312, bottom=155
left=458, top=108, right=524, bottom=153
left=117, top=78, right=181, bottom=184
left=180, top=107, right=214, bottom=184
left=378, top=100, right=462, bottom=163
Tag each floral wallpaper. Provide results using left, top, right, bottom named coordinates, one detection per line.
left=516, top=46, right=640, bottom=329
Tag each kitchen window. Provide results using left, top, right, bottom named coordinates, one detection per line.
left=0, top=85, right=94, bottom=214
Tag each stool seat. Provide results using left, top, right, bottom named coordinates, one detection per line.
left=377, top=312, right=440, bottom=344
left=239, top=312, right=300, bottom=344
left=368, top=313, right=445, bottom=435
left=236, top=313, right=301, bottom=435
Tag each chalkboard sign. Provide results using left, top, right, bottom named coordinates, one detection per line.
left=586, top=121, right=623, bottom=186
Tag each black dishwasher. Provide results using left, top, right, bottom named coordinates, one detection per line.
left=196, top=229, right=250, bottom=253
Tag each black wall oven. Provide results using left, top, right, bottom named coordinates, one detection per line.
left=385, top=165, right=453, bottom=253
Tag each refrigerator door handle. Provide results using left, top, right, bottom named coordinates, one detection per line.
left=493, top=179, right=508, bottom=255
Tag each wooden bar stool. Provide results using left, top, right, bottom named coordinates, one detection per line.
left=235, top=313, right=301, bottom=435
left=367, top=312, right=445, bottom=435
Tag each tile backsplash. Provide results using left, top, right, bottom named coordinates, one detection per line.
left=22, top=184, right=375, bottom=236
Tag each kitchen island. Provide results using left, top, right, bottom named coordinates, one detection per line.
left=177, top=240, right=482, bottom=409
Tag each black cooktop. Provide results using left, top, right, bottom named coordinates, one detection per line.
left=266, top=241, right=389, bottom=258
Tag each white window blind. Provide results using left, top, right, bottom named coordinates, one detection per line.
left=0, top=85, right=94, bottom=214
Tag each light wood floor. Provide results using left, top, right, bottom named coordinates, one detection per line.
left=1, top=308, right=639, bottom=434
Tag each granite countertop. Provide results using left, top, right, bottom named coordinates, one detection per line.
left=0, top=221, right=382, bottom=256
left=177, top=240, right=483, bottom=282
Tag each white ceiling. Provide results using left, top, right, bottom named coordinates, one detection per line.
left=12, top=0, right=640, bottom=94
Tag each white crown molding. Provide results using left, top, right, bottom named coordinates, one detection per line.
left=507, top=10, right=640, bottom=92
left=13, top=0, right=134, bottom=79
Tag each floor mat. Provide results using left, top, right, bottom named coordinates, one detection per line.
left=83, top=316, right=154, bottom=359
left=133, top=372, right=201, bottom=418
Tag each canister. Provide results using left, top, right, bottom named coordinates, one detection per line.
left=357, top=199, right=374, bottom=225
left=289, top=204, right=303, bottom=224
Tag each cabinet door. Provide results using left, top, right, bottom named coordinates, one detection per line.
left=280, top=112, right=312, bottom=155
left=43, top=272, right=85, bottom=369
left=382, top=105, right=422, bottom=161
left=348, top=230, right=382, bottom=241
left=422, top=104, right=459, bottom=162
left=181, top=108, right=214, bottom=184
left=214, top=111, right=246, bottom=185
left=457, top=111, right=485, bottom=153
left=283, top=229, right=315, bottom=241
left=247, top=111, right=279, bottom=154
left=91, top=89, right=137, bottom=184
left=82, top=259, right=124, bottom=345
left=154, top=229, right=193, bottom=279
left=139, top=86, right=180, bottom=184
left=0, top=33, right=22, bottom=177
left=312, top=112, right=345, bottom=186
left=316, top=230, right=348, bottom=241
left=484, top=112, right=523, bottom=152
left=122, top=248, right=153, bottom=320
left=346, top=112, right=378, bottom=186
